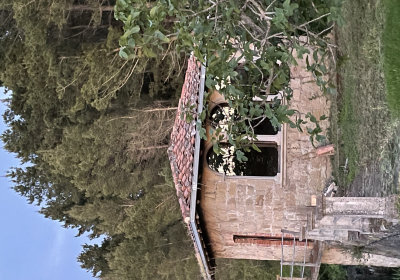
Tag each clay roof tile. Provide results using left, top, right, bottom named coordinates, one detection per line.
left=167, top=55, right=214, bottom=278
left=167, top=56, right=200, bottom=212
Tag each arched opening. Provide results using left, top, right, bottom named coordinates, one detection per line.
left=207, top=144, right=279, bottom=176
left=209, top=104, right=234, bottom=130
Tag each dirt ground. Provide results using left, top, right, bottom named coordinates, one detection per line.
left=346, top=158, right=399, bottom=198
left=347, top=162, right=382, bottom=197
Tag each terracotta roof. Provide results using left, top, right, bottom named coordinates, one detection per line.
left=168, top=55, right=200, bottom=220
left=167, top=56, right=214, bottom=279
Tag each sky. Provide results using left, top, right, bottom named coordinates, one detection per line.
left=0, top=87, right=97, bottom=280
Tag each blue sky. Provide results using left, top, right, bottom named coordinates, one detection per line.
left=0, top=87, right=97, bottom=280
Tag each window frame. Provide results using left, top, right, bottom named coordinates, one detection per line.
left=205, top=97, right=286, bottom=183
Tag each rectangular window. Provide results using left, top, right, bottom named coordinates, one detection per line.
left=207, top=99, right=285, bottom=182
left=208, top=144, right=279, bottom=176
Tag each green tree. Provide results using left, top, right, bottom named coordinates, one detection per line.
left=1, top=1, right=187, bottom=277
left=115, top=0, right=344, bottom=157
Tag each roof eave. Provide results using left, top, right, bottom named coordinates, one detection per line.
left=189, top=63, right=212, bottom=280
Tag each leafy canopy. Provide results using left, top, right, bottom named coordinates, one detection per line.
left=115, top=0, right=344, bottom=159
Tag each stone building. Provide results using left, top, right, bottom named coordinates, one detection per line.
left=167, top=55, right=400, bottom=280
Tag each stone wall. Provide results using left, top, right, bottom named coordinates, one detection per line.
left=322, top=248, right=400, bottom=267
left=198, top=51, right=399, bottom=267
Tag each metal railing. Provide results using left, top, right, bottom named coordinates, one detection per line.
left=279, top=229, right=311, bottom=280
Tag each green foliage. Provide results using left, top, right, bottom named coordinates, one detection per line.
left=78, top=236, right=122, bottom=278
left=115, top=0, right=344, bottom=159
left=350, top=246, right=366, bottom=262
left=393, top=267, right=400, bottom=280
left=215, top=259, right=278, bottom=279
left=75, top=169, right=204, bottom=280
left=0, top=0, right=194, bottom=278
left=383, top=0, right=400, bottom=118
left=215, top=259, right=311, bottom=279
left=318, top=264, right=347, bottom=280
left=107, top=226, right=202, bottom=280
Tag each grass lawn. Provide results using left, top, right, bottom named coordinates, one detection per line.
left=330, top=0, right=400, bottom=195
left=215, top=259, right=311, bottom=279
left=383, top=0, right=400, bottom=117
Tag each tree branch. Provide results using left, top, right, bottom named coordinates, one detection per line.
left=297, top=13, right=331, bottom=29
left=240, top=13, right=264, bottom=36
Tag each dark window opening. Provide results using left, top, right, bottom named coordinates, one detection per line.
left=207, top=144, right=278, bottom=176
left=209, top=103, right=278, bottom=135
left=248, top=117, right=278, bottom=135
left=348, top=231, right=361, bottom=241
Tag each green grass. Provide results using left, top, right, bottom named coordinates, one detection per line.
left=383, top=0, right=400, bottom=117
left=330, top=0, right=399, bottom=194
left=214, top=259, right=311, bottom=279
left=393, top=267, right=400, bottom=280
left=318, top=264, right=347, bottom=280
